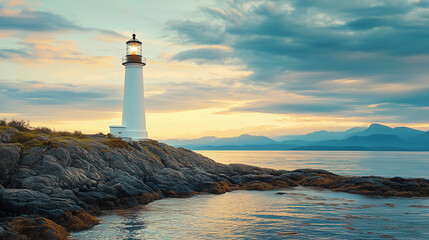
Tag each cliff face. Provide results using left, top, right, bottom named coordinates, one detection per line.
left=0, top=127, right=289, bottom=213
left=0, top=127, right=298, bottom=239
left=0, top=127, right=428, bottom=239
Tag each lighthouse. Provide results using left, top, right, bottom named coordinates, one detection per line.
left=109, top=34, right=148, bottom=140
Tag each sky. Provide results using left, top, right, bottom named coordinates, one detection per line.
left=1, top=0, right=429, bottom=139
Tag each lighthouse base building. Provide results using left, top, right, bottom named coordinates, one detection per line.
left=110, top=34, right=148, bottom=140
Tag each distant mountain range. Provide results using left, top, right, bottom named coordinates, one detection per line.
left=162, top=124, right=429, bottom=151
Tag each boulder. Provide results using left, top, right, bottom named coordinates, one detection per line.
left=0, top=144, right=21, bottom=186
left=20, top=153, right=42, bottom=167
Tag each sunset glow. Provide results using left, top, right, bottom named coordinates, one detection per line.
left=1, top=0, right=429, bottom=140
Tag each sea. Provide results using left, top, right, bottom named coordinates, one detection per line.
left=71, top=151, right=429, bottom=240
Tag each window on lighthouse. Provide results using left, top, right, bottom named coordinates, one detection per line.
left=127, top=42, right=141, bottom=55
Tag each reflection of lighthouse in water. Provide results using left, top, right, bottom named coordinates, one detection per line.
left=109, top=34, right=148, bottom=140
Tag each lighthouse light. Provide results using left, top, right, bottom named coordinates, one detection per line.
left=127, top=42, right=142, bottom=56
left=130, top=44, right=138, bottom=55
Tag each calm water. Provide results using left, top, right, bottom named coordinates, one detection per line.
left=72, top=151, right=429, bottom=240
left=197, top=150, right=429, bottom=178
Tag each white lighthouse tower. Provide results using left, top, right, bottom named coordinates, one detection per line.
left=109, top=34, right=148, bottom=140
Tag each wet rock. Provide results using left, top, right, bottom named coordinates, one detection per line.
left=390, top=176, right=406, bottom=183
left=296, top=168, right=337, bottom=175
left=77, top=191, right=118, bottom=207
left=284, top=171, right=305, bottom=181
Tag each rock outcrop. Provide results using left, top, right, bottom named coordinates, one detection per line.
left=0, top=127, right=428, bottom=239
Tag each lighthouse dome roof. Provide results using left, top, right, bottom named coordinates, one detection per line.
left=126, top=34, right=142, bottom=44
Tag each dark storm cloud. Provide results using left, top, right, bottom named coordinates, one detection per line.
left=166, top=0, right=429, bottom=122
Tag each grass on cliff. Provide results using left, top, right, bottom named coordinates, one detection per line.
left=1, top=119, right=130, bottom=150
left=1, top=119, right=88, bottom=138
left=103, top=138, right=129, bottom=149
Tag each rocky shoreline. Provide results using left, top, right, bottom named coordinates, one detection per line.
left=1, top=126, right=429, bottom=239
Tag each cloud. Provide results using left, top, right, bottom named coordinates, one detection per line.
left=0, top=10, right=82, bottom=31
left=163, top=0, right=429, bottom=124
left=0, top=6, right=123, bottom=65
left=0, top=48, right=25, bottom=58
left=0, top=36, right=115, bottom=65
left=361, top=103, right=429, bottom=123
left=145, top=81, right=259, bottom=113
left=234, top=103, right=351, bottom=114
left=168, top=0, right=429, bottom=81
left=171, top=48, right=233, bottom=64
left=166, top=20, right=226, bottom=45
left=382, top=89, right=429, bottom=107
left=0, top=80, right=120, bottom=108
left=0, top=8, right=123, bottom=37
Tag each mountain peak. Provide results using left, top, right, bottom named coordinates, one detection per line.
left=368, top=123, right=392, bottom=130
left=239, top=134, right=253, bottom=137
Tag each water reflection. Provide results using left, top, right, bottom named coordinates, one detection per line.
left=72, top=187, right=429, bottom=240
left=72, top=151, right=429, bottom=239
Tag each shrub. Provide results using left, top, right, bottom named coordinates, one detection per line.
left=34, top=126, right=53, bottom=134
left=73, top=130, right=83, bottom=138
left=0, top=119, right=6, bottom=126
left=54, top=130, right=88, bottom=139
left=55, top=131, right=72, bottom=137
left=7, top=119, right=30, bottom=131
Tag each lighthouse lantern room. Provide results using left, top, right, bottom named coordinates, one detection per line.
left=110, top=34, right=148, bottom=140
